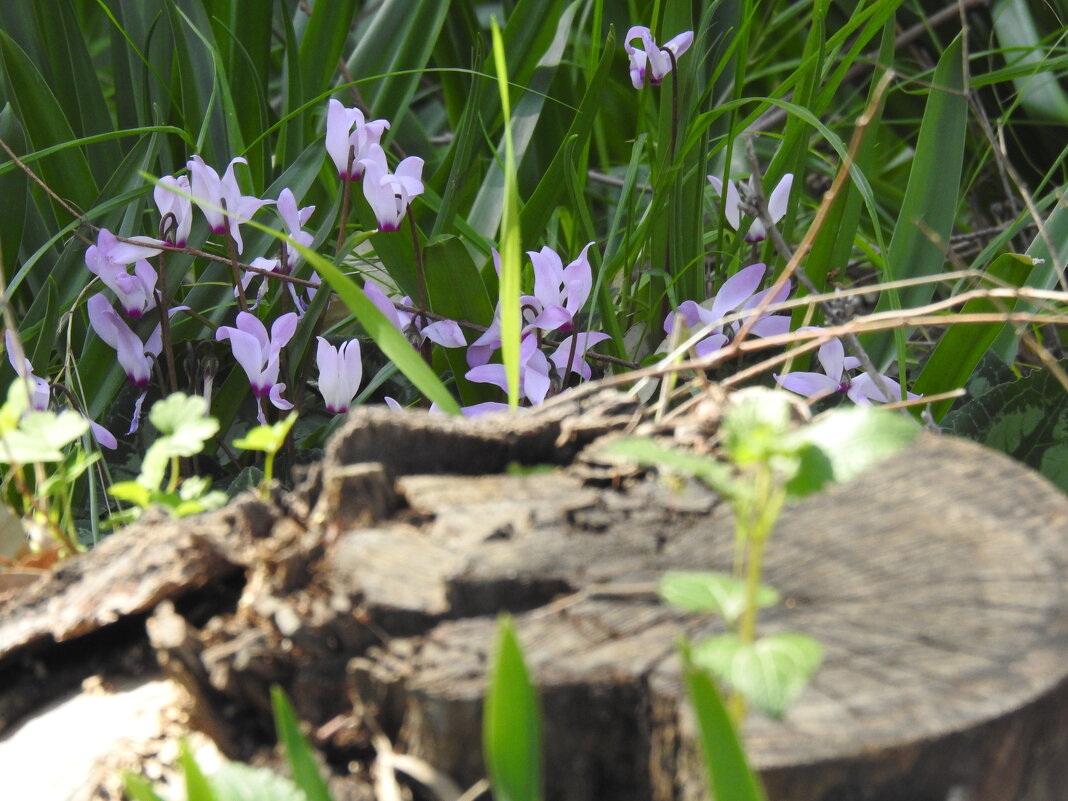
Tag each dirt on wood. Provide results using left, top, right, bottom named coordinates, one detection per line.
left=3, top=388, right=1068, bottom=801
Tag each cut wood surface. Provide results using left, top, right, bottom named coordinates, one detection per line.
left=2, top=393, right=1068, bottom=801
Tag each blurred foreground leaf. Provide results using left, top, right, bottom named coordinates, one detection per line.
left=484, top=615, right=543, bottom=801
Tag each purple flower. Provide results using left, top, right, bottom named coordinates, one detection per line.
left=664, top=263, right=791, bottom=356
left=187, top=155, right=274, bottom=254
left=5, top=330, right=50, bottom=412
left=624, top=26, right=693, bottom=89
left=215, top=312, right=297, bottom=424
left=154, top=175, right=193, bottom=246
left=708, top=173, right=794, bottom=243
left=316, top=337, right=362, bottom=414
left=775, top=334, right=920, bottom=405
left=325, top=99, right=390, bottom=181
left=87, top=293, right=162, bottom=388
left=363, top=282, right=466, bottom=348
left=358, top=143, right=424, bottom=232
left=85, top=228, right=161, bottom=319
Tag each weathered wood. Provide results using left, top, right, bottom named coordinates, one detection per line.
left=4, top=395, right=1068, bottom=801
left=341, top=433, right=1068, bottom=801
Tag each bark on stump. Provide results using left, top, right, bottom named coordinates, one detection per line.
left=2, top=397, right=1068, bottom=801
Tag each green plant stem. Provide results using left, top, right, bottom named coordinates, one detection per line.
left=261, top=451, right=275, bottom=499
left=729, top=464, right=786, bottom=724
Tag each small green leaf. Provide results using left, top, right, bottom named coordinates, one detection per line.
left=790, top=406, right=920, bottom=488
left=722, top=388, right=795, bottom=466
left=692, top=632, right=824, bottom=719
left=149, top=393, right=219, bottom=455
left=943, top=362, right=1068, bottom=493
left=659, top=572, right=780, bottom=625
left=233, top=411, right=298, bottom=454
left=484, top=615, right=543, bottom=801
left=680, top=643, right=768, bottom=801
left=19, top=410, right=91, bottom=451
left=108, top=481, right=153, bottom=509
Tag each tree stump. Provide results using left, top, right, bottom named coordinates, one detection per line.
left=3, top=393, right=1068, bottom=801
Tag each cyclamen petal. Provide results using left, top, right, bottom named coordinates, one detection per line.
left=154, top=175, right=193, bottom=246
left=316, top=336, right=363, bottom=413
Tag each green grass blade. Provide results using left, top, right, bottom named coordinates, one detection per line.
left=469, top=2, right=578, bottom=242
left=680, top=642, right=768, bottom=801
left=484, top=616, right=543, bottom=801
left=521, top=25, right=615, bottom=245
left=992, top=0, right=1068, bottom=124
left=180, top=740, right=220, bottom=801
left=271, top=686, right=334, bottom=801
left=298, top=0, right=357, bottom=110
left=865, top=34, right=968, bottom=366
left=913, top=253, right=1033, bottom=421
left=123, top=774, right=168, bottom=801
left=344, top=0, right=450, bottom=132
left=491, top=17, right=521, bottom=409
left=0, top=30, right=98, bottom=213
left=800, top=12, right=894, bottom=316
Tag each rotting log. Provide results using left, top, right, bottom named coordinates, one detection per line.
left=2, top=392, right=1068, bottom=801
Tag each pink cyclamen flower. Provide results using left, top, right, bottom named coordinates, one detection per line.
left=775, top=333, right=920, bottom=405
left=154, top=175, right=193, bottom=246
left=325, top=98, right=390, bottom=181
left=523, top=243, right=595, bottom=333
left=187, top=155, right=274, bottom=254
left=664, top=262, right=792, bottom=357
left=316, top=337, right=363, bottom=414
left=87, top=293, right=162, bottom=388
left=708, top=173, right=794, bottom=243
left=624, top=26, right=693, bottom=89
left=5, top=330, right=50, bottom=412
left=466, top=333, right=553, bottom=406
left=216, top=312, right=297, bottom=424
left=85, top=228, right=162, bottom=319
left=358, top=143, right=424, bottom=232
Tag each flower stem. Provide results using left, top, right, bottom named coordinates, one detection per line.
left=221, top=199, right=248, bottom=313
left=336, top=146, right=355, bottom=254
